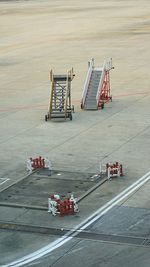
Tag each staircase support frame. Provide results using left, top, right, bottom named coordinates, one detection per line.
left=97, top=70, right=112, bottom=108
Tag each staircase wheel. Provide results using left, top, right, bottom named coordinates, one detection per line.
left=101, top=103, right=104, bottom=109
left=69, top=113, right=72, bottom=121
left=72, top=105, right=75, bottom=113
left=45, top=114, right=48, bottom=121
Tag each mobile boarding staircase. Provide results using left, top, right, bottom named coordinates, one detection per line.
left=45, top=68, right=75, bottom=121
left=81, top=58, right=114, bottom=110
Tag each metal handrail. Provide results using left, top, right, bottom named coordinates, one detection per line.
left=49, top=70, right=54, bottom=118
left=96, top=62, right=105, bottom=105
left=81, top=58, right=94, bottom=107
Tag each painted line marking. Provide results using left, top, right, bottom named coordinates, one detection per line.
left=0, top=91, right=149, bottom=114
left=0, top=100, right=80, bottom=113
left=2, top=171, right=150, bottom=267
left=0, top=178, right=10, bottom=185
left=113, top=91, right=150, bottom=99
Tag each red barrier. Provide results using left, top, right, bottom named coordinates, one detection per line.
left=106, top=162, right=123, bottom=179
left=59, top=199, right=75, bottom=217
left=31, top=156, right=46, bottom=170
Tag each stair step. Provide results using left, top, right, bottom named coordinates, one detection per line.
left=88, top=88, right=98, bottom=93
left=87, top=93, right=97, bottom=96
left=86, top=97, right=97, bottom=100
left=85, top=100, right=97, bottom=104
left=89, top=82, right=99, bottom=85
left=52, top=95, right=65, bottom=97
left=86, top=96, right=97, bottom=99
left=88, top=88, right=98, bottom=92
left=84, top=106, right=97, bottom=110
left=87, top=89, right=97, bottom=92
left=86, top=102, right=97, bottom=105
left=86, top=101, right=97, bottom=104
left=89, top=84, right=99, bottom=88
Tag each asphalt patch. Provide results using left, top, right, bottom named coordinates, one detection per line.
left=0, top=169, right=100, bottom=208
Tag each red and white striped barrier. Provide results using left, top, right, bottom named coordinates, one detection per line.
left=26, top=156, right=52, bottom=173
left=100, top=161, right=123, bottom=179
left=48, top=194, right=78, bottom=216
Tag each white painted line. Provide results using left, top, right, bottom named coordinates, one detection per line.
left=2, top=171, right=150, bottom=267
left=0, top=178, right=10, bottom=185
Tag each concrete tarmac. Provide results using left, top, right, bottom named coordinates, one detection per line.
left=0, top=0, right=150, bottom=266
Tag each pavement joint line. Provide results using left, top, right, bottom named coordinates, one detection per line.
left=3, top=171, right=150, bottom=267
left=0, top=202, right=47, bottom=211
left=77, top=177, right=107, bottom=202
left=0, top=221, right=149, bottom=248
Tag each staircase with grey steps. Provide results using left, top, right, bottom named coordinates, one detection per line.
left=84, top=70, right=102, bottom=110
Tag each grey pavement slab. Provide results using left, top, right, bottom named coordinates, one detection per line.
left=0, top=206, right=26, bottom=222
left=88, top=205, right=150, bottom=238
left=0, top=230, right=56, bottom=266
